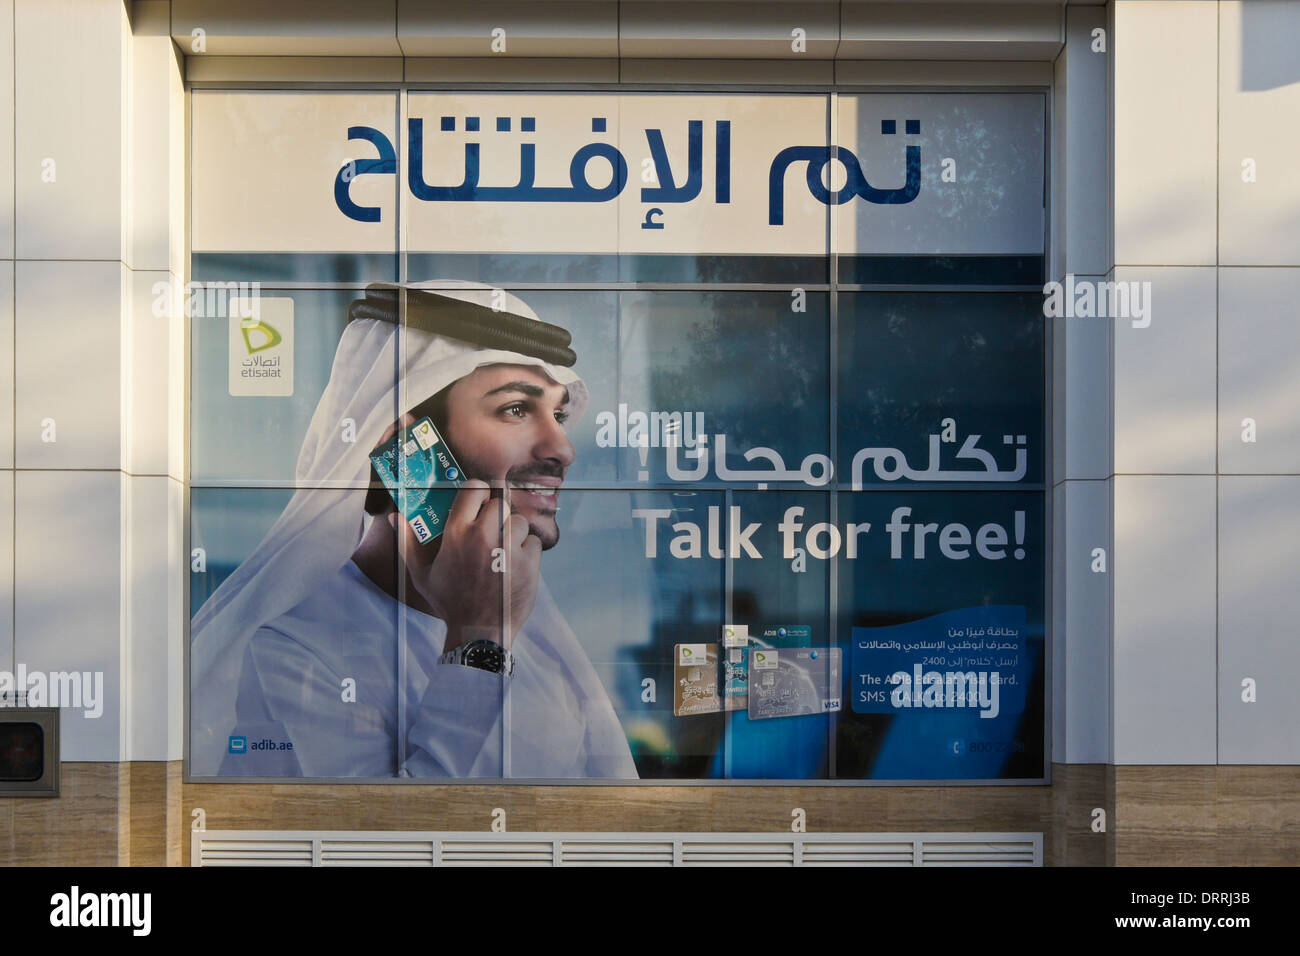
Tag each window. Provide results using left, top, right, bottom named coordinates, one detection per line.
left=188, top=89, right=1048, bottom=783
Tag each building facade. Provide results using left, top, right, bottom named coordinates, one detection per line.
left=0, top=0, right=1296, bottom=866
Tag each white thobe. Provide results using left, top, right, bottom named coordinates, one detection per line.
left=219, top=560, right=637, bottom=779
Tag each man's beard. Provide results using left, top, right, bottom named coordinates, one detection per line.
left=527, top=515, right=560, bottom=550
left=503, top=462, right=564, bottom=551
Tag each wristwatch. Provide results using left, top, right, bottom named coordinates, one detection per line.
left=439, top=639, right=515, bottom=677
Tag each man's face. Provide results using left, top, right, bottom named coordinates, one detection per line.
left=441, top=363, right=576, bottom=550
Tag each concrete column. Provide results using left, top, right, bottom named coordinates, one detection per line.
left=1050, top=2, right=1112, bottom=769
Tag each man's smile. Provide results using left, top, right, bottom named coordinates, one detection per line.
left=509, top=477, right=562, bottom=509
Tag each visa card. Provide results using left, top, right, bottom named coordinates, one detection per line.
left=369, top=416, right=464, bottom=545
left=747, top=647, right=842, bottom=720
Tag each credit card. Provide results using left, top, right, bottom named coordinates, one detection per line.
left=747, top=647, right=842, bottom=720
left=723, top=624, right=813, bottom=711
left=673, top=643, right=721, bottom=716
left=721, top=626, right=749, bottom=711
left=369, top=416, right=464, bottom=545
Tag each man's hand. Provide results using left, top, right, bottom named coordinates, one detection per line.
left=373, top=414, right=415, bottom=451
left=391, top=480, right=542, bottom=653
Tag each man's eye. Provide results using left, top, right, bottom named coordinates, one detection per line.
left=555, top=410, right=570, bottom=425
left=503, top=403, right=527, bottom=418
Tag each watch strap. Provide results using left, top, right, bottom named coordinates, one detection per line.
left=439, top=639, right=515, bottom=677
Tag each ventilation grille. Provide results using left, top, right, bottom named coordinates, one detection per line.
left=194, top=831, right=1042, bottom=867
left=197, top=838, right=315, bottom=867
left=919, top=839, right=1040, bottom=866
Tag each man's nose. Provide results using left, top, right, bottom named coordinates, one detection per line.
left=535, top=413, right=576, bottom=469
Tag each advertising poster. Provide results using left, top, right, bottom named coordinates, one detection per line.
left=188, top=91, right=1047, bottom=781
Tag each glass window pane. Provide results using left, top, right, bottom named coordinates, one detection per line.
left=837, top=291, right=1045, bottom=488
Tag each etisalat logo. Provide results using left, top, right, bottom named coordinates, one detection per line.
left=333, top=115, right=922, bottom=225
left=49, top=887, right=151, bottom=936
left=228, top=296, right=294, bottom=398
left=0, top=666, right=103, bottom=717
left=238, top=315, right=282, bottom=354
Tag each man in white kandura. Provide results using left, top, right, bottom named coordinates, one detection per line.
left=190, top=280, right=637, bottom=779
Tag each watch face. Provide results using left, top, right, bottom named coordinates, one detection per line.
left=463, top=641, right=504, bottom=673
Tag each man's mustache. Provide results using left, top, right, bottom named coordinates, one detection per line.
left=504, top=462, right=565, bottom=484
left=478, top=463, right=566, bottom=499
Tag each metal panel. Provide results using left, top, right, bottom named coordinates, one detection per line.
left=619, top=1, right=839, bottom=60
left=399, top=1, right=619, bottom=58
left=166, top=0, right=1064, bottom=62
left=171, top=0, right=402, bottom=57
left=839, top=1, right=1063, bottom=60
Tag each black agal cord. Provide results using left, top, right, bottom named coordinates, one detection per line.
left=348, top=284, right=577, bottom=367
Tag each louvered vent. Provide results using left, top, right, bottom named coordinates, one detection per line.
left=440, top=840, right=554, bottom=866
left=194, top=831, right=1042, bottom=867
left=801, top=839, right=916, bottom=866
left=919, top=838, right=1039, bottom=866
left=321, top=839, right=436, bottom=866
left=197, top=837, right=315, bottom=867
left=559, top=840, right=675, bottom=866
left=680, top=840, right=796, bottom=866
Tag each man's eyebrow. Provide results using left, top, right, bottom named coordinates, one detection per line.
left=482, top=381, right=570, bottom=406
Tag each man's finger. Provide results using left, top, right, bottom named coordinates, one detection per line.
left=505, top=513, right=530, bottom=550
left=446, top=479, right=493, bottom=529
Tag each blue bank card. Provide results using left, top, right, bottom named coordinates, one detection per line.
left=369, top=416, right=464, bottom=545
